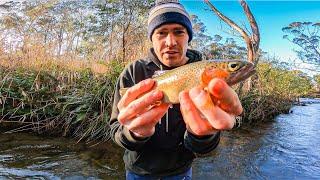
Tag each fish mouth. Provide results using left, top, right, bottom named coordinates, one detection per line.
left=227, top=62, right=256, bottom=86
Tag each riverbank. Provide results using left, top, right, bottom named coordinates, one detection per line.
left=0, top=60, right=315, bottom=143
left=0, top=61, right=124, bottom=143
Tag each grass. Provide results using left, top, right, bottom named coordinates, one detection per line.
left=0, top=56, right=124, bottom=144
left=0, top=52, right=313, bottom=143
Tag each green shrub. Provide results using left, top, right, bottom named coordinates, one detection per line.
left=239, top=61, right=313, bottom=124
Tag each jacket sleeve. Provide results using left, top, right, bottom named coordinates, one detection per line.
left=109, top=65, right=150, bottom=151
left=184, top=131, right=221, bottom=154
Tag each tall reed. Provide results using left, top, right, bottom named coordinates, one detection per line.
left=0, top=56, right=124, bottom=144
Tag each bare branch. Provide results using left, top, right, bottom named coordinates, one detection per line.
left=204, top=0, right=254, bottom=62
left=240, top=0, right=260, bottom=53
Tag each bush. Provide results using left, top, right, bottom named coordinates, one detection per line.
left=0, top=59, right=124, bottom=144
left=239, top=61, right=313, bottom=124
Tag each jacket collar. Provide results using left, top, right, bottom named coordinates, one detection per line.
left=146, top=48, right=202, bottom=70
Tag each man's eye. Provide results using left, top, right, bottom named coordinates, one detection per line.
left=175, top=30, right=185, bottom=35
left=157, top=31, right=167, bottom=35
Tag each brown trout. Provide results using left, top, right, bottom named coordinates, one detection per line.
left=120, top=60, right=255, bottom=104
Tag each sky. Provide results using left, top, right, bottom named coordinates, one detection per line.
left=180, top=0, right=320, bottom=74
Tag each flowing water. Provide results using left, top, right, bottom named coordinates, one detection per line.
left=1, top=98, right=319, bottom=179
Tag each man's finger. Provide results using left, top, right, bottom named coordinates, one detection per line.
left=118, top=90, right=164, bottom=125
left=127, top=103, right=169, bottom=132
left=208, top=78, right=243, bottom=115
left=132, top=126, right=156, bottom=138
left=118, top=79, right=155, bottom=109
left=190, top=87, right=235, bottom=130
left=179, top=90, right=217, bottom=136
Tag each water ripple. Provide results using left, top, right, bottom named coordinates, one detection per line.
left=1, top=99, right=319, bottom=179
left=0, top=167, right=60, bottom=179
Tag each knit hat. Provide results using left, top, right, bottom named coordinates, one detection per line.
left=148, top=0, right=193, bottom=42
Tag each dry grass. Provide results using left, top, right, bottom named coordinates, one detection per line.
left=0, top=42, right=312, bottom=142
left=0, top=43, right=126, bottom=144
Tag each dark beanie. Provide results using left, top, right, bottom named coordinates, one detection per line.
left=148, top=0, right=193, bottom=42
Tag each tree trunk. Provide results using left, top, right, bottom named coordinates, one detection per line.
left=204, top=0, right=260, bottom=92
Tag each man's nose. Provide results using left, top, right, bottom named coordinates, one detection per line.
left=165, top=33, right=177, bottom=47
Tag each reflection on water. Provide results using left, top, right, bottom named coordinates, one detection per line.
left=193, top=98, right=320, bottom=179
left=1, top=98, right=320, bottom=179
left=0, top=134, right=125, bottom=179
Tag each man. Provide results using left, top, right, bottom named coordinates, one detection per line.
left=109, top=0, right=243, bottom=179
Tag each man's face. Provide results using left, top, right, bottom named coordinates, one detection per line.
left=152, top=23, right=189, bottom=67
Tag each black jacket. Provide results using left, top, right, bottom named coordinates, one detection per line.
left=109, top=48, right=220, bottom=177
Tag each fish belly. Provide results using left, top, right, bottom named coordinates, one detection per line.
left=157, top=76, right=199, bottom=104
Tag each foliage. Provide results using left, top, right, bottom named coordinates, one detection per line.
left=314, top=74, right=320, bottom=90
left=0, top=60, right=125, bottom=144
left=189, top=15, right=213, bottom=54
left=256, top=62, right=313, bottom=98
left=0, top=0, right=250, bottom=62
left=240, top=90, right=292, bottom=124
left=206, top=37, right=247, bottom=60
left=282, top=22, right=320, bottom=68
left=0, top=0, right=154, bottom=62
left=189, top=14, right=247, bottom=60
left=239, top=58, right=313, bottom=123
left=1, top=55, right=313, bottom=139
left=0, top=0, right=315, bottom=140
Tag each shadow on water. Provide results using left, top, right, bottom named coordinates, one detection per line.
left=1, top=98, right=320, bottom=179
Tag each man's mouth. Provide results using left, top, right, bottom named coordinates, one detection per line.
left=164, top=51, right=178, bottom=55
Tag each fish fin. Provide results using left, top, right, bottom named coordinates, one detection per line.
left=152, top=70, right=167, bottom=78
left=119, top=88, right=128, bottom=97
left=201, top=68, right=229, bottom=86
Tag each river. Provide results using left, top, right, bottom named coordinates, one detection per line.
left=1, top=98, right=319, bottom=179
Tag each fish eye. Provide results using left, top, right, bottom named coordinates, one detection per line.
left=228, top=62, right=241, bottom=72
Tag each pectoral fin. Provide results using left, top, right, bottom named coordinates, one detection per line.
left=201, top=68, right=230, bottom=86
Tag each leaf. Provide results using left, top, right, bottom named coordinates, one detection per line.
left=74, top=113, right=87, bottom=124
left=282, top=27, right=291, bottom=31
left=313, top=22, right=320, bottom=27
left=21, top=90, right=27, bottom=97
left=289, top=22, right=302, bottom=28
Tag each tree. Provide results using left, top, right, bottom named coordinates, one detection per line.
left=314, top=74, right=320, bottom=91
left=204, top=0, right=260, bottom=65
left=94, top=0, right=154, bottom=62
left=0, top=0, right=93, bottom=57
left=190, top=14, right=247, bottom=60
left=205, top=36, right=247, bottom=60
left=282, top=22, right=320, bottom=67
left=0, top=0, right=154, bottom=62
left=189, top=14, right=213, bottom=54
left=204, top=0, right=260, bottom=91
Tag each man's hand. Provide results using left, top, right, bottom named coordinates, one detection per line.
left=117, top=79, right=170, bottom=138
left=179, top=78, right=242, bottom=136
